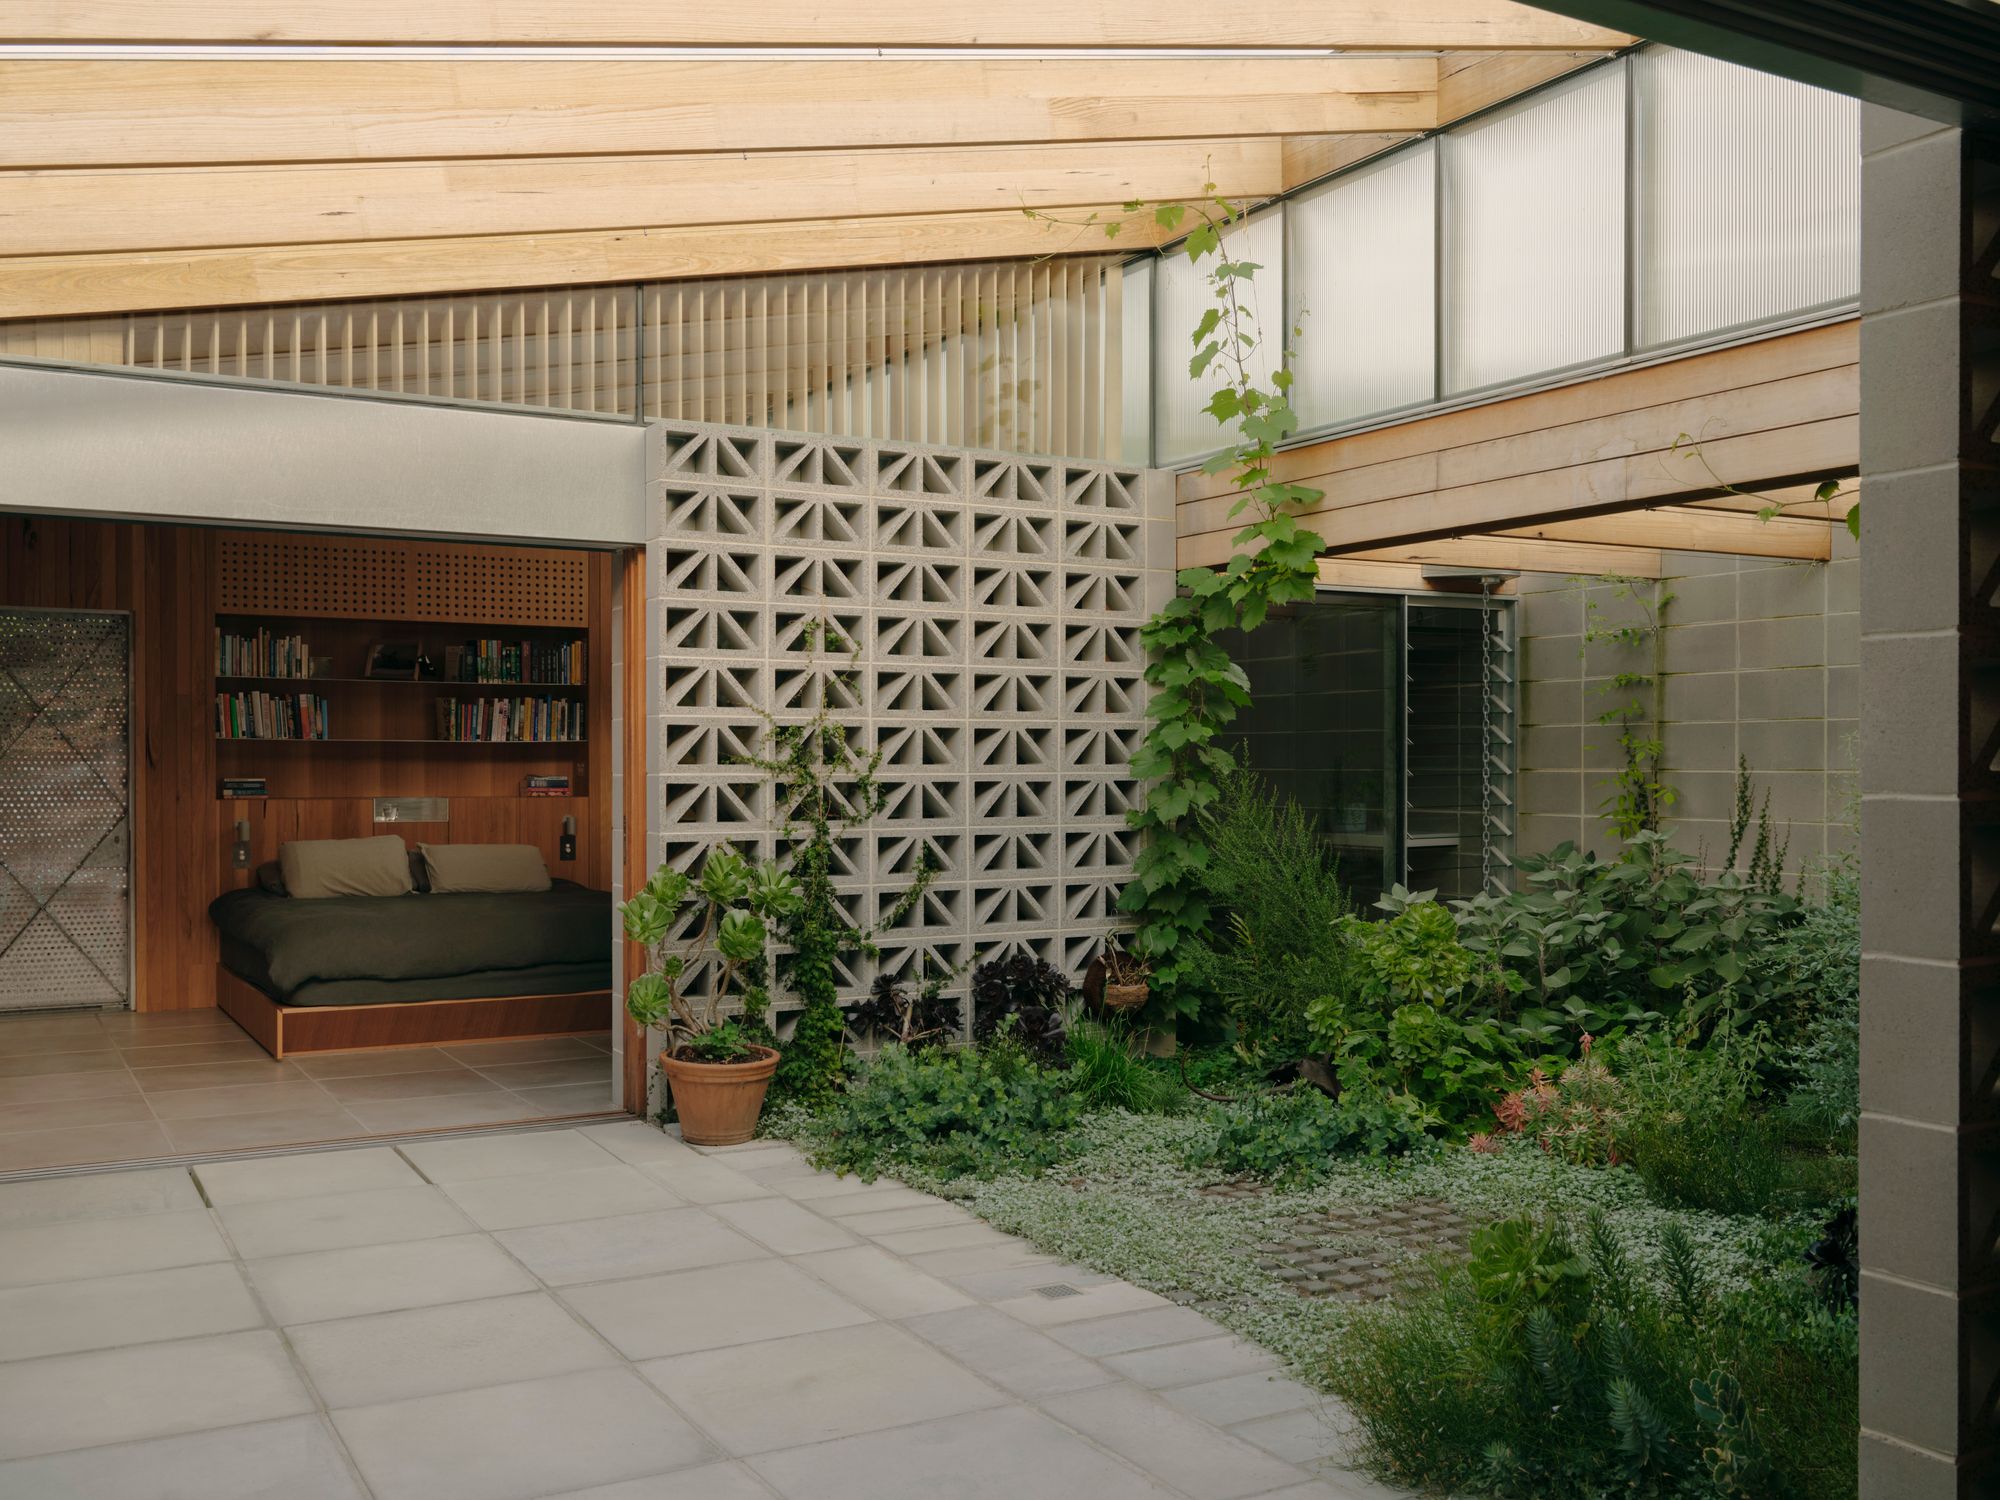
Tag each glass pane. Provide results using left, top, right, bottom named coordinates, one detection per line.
left=1288, top=144, right=1437, bottom=429
left=1215, top=596, right=1400, bottom=908
left=1151, top=206, right=1286, bottom=466
left=1633, top=47, right=1859, bottom=347
left=1443, top=65, right=1626, bottom=394
left=1406, top=604, right=1494, bottom=903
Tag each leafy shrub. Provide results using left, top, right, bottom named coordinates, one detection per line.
left=1451, top=834, right=1798, bottom=1053
left=1767, top=859, right=1860, bottom=1142
left=1614, top=1030, right=1852, bottom=1218
left=1187, top=1085, right=1428, bottom=1185
left=810, top=1042, right=1084, bottom=1181
left=1184, top=771, right=1354, bottom=1059
left=971, top=954, right=1071, bottom=1064
left=1065, top=1020, right=1177, bottom=1114
left=1329, top=1210, right=1857, bottom=1500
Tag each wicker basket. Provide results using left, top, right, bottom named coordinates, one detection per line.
left=1103, top=981, right=1150, bottom=1012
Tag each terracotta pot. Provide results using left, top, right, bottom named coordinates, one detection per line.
left=660, top=1044, right=780, bottom=1146
left=1103, top=981, right=1150, bottom=1012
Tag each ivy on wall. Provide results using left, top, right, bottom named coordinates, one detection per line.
left=1031, top=191, right=1328, bottom=1012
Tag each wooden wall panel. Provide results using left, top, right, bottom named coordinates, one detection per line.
left=4, top=514, right=616, bottom=1012
left=1176, top=320, right=1861, bottom=564
left=0, top=515, right=217, bottom=1010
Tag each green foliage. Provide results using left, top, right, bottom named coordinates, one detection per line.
left=1187, top=1085, right=1428, bottom=1185
left=747, top=618, right=938, bottom=1110
left=1183, top=770, right=1354, bottom=1059
left=1451, top=834, right=1799, bottom=1052
left=847, top=962, right=962, bottom=1051
left=1615, top=1029, right=1853, bottom=1218
left=1065, top=1020, right=1178, bottom=1114
left=1028, top=192, right=1326, bottom=1015
left=809, top=1042, right=1085, bottom=1181
left=1305, top=892, right=1515, bottom=1132
left=619, top=848, right=797, bottom=1055
left=1329, top=1211, right=1857, bottom=1500
left=1726, top=756, right=1790, bottom=895
left=1766, top=858, right=1860, bottom=1141
left=1580, top=576, right=1676, bottom=839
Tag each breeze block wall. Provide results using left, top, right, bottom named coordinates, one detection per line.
left=645, top=421, right=1173, bottom=1033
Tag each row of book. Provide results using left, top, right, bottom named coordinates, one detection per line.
left=448, top=639, right=587, bottom=685
left=216, top=629, right=314, bottom=679
left=523, top=774, right=573, bottom=798
left=435, top=696, right=583, bottom=743
left=217, top=692, right=331, bottom=740
left=219, top=776, right=268, bottom=800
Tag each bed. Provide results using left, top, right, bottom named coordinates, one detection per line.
left=209, top=881, right=613, bottom=1058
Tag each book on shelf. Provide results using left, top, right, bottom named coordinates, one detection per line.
left=215, top=627, right=314, bottom=678
left=523, top=774, right=573, bottom=797
left=454, top=637, right=587, bottom=685
left=433, top=694, right=582, bottom=743
left=216, top=690, right=331, bottom=740
left=220, top=777, right=269, bottom=799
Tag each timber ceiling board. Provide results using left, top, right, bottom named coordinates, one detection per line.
left=3, top=2, right=1635, bottom=49
left=0, top=3, right=1635, bottom=316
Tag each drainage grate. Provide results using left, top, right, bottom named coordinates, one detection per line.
left=1030, top=1283, right=1084, bottom=1300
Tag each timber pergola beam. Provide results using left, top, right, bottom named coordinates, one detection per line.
left=1, top=2, right=1636, bottom=50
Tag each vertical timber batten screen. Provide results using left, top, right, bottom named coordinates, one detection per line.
left=0, top=257, right=1129, bottom=462
left=645, top=421, right=1172, bottom=1034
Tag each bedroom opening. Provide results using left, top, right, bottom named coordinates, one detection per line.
left=0, top=514, right=630, bottom=1170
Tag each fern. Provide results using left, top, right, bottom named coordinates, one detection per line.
left=1607, top=1376, right=1681, bottom=1472
left=1661, top=1223, right=1708, bottom=1329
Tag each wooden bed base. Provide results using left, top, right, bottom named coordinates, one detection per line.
left=216, top=967, right=609, bottom=1060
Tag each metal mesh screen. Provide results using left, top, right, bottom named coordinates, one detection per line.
left=0, top=609, right=131, bottom=1010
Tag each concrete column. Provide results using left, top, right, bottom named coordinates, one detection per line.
left=1858, top=105, right=2000, bottom=1497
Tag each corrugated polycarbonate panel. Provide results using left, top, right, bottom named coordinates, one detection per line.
left=1443, top=65, right=1626, bottom=395
left=1288, top=144, right=1438, bottom=429
left=1152, top=207, right=1286, bottom=465
left=1121, top=259, right=1155, bottom=464
left=1633, top=48, right=1859, bottom=347
left=0, top=610, right=130, bottom=1012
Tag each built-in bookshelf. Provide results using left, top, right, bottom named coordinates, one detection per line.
left=213, top=612, right=592, bottom=797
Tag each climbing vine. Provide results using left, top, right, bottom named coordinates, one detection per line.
left=1029, top=189, right=1327, bottom=1010
left=1580, top=574, right=1676, bottom=839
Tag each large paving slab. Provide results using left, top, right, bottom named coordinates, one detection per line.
left=0, top=1122, right=1403, bottom=1499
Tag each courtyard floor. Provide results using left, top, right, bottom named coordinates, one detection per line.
left=0, top=1120, right=1401, bottom=1500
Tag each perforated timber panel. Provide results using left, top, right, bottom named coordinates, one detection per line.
left=648, top=422, right=1170, bottom=1035
left=0, top=610, right=130, bottom=1010
left=218, top=534, right=587, bottom=626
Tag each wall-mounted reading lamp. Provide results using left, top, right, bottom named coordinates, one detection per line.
left=560, top=816, right=576, bottom=863
left=233, top=819, right=252, bottom=869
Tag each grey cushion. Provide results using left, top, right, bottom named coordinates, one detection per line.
left=419, top=842, right=552, bottom=895
left=257, top=849, right=427, bottom=896
left=278, top=835, right=417, bottom=900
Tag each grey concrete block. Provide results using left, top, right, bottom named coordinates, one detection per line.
left=1521, top=633, right=1581, bottom=681
left=1662, top=671, right=1736, bottom=723
left=1522, top=725, right=1582, bottom=772
left=1861, top=124, right=1963, bottom=315
left=1520, top=586, right=1582, bottom=639
left=1660, top=720, right=1738, bottom=775
left=1520, top=771, right=1583, bottom=817
left=1860, top=635, right=1959, bottom=797
left=1736, top=563, right=1827, bottom=622
left=1859, top=1274, right=1961, bottom=1457
left=1861, top=304, right=1963, bottom=476
left=1669, top=771, right=1736, bottom=823
left=1523, top=678, right=1582, bottom=728
left=1862, top=102, right=1952, bottom=158
left=1829, top=664, right=1859, bottom=719
left=1857, top=1433, right=1958, bottom=1500
left=1827, top=556, right=1860, bottom=614
left=1860, top=466, right=1962, bottom=635
left=1660, top=622, right=1737, bottom=675
left=1863, top=956, right=1963, bottom=1128
left=1739, top=616, right=1828, bottom=671
left=1863, top=795, right=1962, bottom=962
left=1738, top=668, right=1826, bottom=720
left=1517, top=814, right=1584, bottom=857
left=1739, top=719, right=1825, bottom=772
left=1859, top=1114, right=1961, bottom=1287
left=1661, top=570, right=1736, bottom=626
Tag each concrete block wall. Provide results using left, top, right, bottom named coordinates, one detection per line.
left=643, top=421, right=1172, bottom=1033
left=1515, top=534, right=1859, bottom=874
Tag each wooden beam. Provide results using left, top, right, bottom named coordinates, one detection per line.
left=0, top=205, right=1171, bottom=318
left=1342, top=535, right=1666, bottom=577
left=0, top=58, right=1437, bottom=168
left=1279, top=132, right=1422, bottom=190
left=1, top=2, right=1637, bottom=50
left=1436, top=47, right=1614, bottom=119
left=0, top=139, right=1283, bottom=257
left=1490, top=506, right=1836, bottom=560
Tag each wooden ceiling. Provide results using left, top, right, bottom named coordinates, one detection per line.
left=0, top=2, right=1632, bottom=319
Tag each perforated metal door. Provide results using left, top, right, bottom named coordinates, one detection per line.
left=0, top=609, right=131, bottom=1011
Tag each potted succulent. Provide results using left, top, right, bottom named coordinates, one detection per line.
left=621, top=848, right=798, bottom=1145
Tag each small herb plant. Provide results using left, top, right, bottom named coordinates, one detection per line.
left=621, top=849, right=798, bottom=1063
